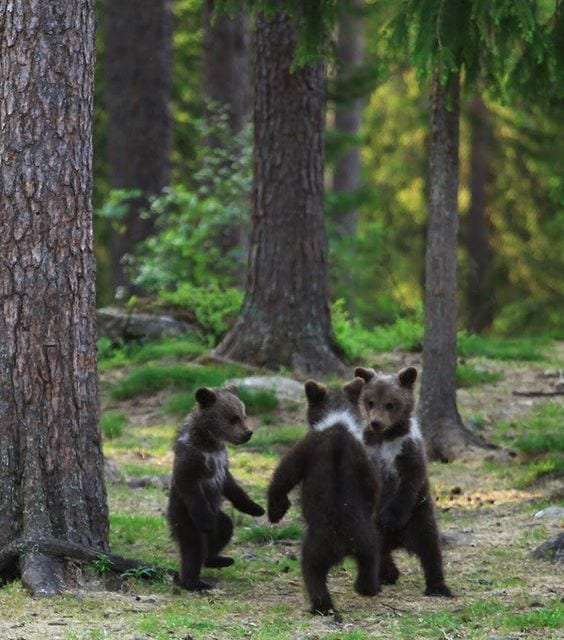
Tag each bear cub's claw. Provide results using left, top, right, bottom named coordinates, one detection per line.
left=424, top=583, right=454, bottom=598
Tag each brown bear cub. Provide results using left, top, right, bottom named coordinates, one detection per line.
left=355, top=366, right=453, bottom=597
left=167, top=386, right=265, bottom=591
left=268, top=379, right=381, bottom=620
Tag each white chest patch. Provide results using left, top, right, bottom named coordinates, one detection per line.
left=203, top=449, right=228, bottom=490
left=373, top=417, right=422, bottom=476
left=312, top=410, right=363, bottom=442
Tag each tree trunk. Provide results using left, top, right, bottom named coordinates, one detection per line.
left=0, top=0, right=108, bottom=595
left=333, top=0, right=364, bottom=235
left=214, top=9, right=344, bottom=377
left=203, top=0, right=250, bottom=135
left=465, top=95, right=494, bottom=333
left=419, top=74, right=476, bottom=461
left=105, top=0, right=172, bottom=295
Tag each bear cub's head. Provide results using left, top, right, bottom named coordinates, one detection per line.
left=194, top=386, right=252, bottom=445
left=304, top=377, right=365, bottom=432
left=354, top=366, right=417, bottom=438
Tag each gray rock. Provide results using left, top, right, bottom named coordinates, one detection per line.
left=226, top=376, right=305, bottom=406
left=97, top=307, right=197, bottom=343
left=533, top=506, right=564, bottom=520
left=104, top=458, right=124, bottom=483
left=532, top=532, right=564, bottom=562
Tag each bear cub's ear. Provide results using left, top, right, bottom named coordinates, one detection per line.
left=354, top=367, right=376, bottom=383
left=195, top=387, right=217, bottom=408
left=222, top=384, right=239, bottom=397
left=398, top=366, right=417, bottom=389
left=343, top=377, right=364, bottom=403
left=304, top=380, right=327, bottom=403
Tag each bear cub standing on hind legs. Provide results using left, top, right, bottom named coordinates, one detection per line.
left=354, top=366, right=453, bottom=597
left=167, top=386, right=265, bottom=591
left=268, top=378, right=381, bottom=621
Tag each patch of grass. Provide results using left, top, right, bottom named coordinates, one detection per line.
left=111, top=363, right=244, bottom=400
left=99, top=335, right=208, bottom=370
left=458, top=332, right=548, bottom=361
left=100, top=410, right=127, bottom=439
left=500, top=599, right=564, bottom=631
left=238, top=522, right=302, bottom=544
left=120, top=461, right=170, bottom=477
left=456, top=363, right=504, bottom=388
left=247, top=424, right=307, bottom=452
left=238, top=387, right=279, bottom=415
left=110, top=512, right=173, bottom=567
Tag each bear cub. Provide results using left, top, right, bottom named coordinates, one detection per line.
left=167, top=386, right=265, bottom=591
left=355, top=366, right=452, bottom=597
left=268, top=379, right=381, bottom=620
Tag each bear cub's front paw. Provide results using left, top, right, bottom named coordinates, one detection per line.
left=268, top=496, right=290, bottom=523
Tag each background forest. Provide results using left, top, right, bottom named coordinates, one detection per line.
left=93, top=0, right=564, bottom=341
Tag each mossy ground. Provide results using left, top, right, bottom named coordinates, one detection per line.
left=1, top=339, right=562, bottom=640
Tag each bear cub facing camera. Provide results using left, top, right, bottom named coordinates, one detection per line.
left=355, top=366, right=452, bottom=597
left=167, top=386, right=265, bottom=591
left=268, top=379, right=381, bottom=620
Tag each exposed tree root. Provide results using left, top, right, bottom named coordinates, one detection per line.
left=513, top=389, right=564, bottom=397
left=0, top=537, right=175, bottom=596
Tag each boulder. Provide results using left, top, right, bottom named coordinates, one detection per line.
left=533, top=506, right=564, bottom=520
left=97, top=307, right=197, bottom=343
left=226, top=375, right=305, bottom=407
left=532, top=532, right=564, bottom=563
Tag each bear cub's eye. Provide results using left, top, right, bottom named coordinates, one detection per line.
left=384, top=402, right=395, bottom=411
left=229, top=415, right=240, bottom=425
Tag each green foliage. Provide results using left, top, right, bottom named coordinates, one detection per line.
left=100, top=411, right=128, bottom=439
left=91, top=555, right=112, bottom=576
left=238, top=522, right=302, bottom=544
left=237, top=387, right=279, bottom=415
left=332, top=299, right=423, bottom=360
left=248, top=425, right=308, bottom=452
left=456, top=364, right=503, bottom=388
left=120, top=566, right=168, bottom=583
left=110, top=363, right=244, bottom=401
left=158, top=283, right=243, bottom=341
left=458, top=332, right=547, bottom=361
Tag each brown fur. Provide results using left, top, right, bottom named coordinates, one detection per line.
left=355, top=366, right=453, bottom=597
left=268, top=379, right=381, bottom=620
left=167, top=386, right=264, bottom=591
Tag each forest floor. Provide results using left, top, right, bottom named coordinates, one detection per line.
left=0, top=338, right=562, bottom=640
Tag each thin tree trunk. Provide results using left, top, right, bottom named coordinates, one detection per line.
left=0, top=0, right=108, bottom=595
left=203, top=0, right=250, bottom=135
left=105, top=0, right=172, bottom=295
left=465, top=95, right=494, bottom=333
left=419, top=74, right=477, bottom=461
left=333, top=0, right=364, bottom=235
left=214, top=9, right=344, bottom=377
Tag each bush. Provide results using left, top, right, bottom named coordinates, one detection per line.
left=100, top=411, right=127, bottom=439
left=98, top=336, right=208, bottom=370
left=237, top=387, right=279, bottom=416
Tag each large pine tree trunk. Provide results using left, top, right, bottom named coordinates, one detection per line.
left=465, top=95, right=494, bottom=333
left=0, top=0, right=108, bottom=595
left=333, top=0, right=364, bottom=235
left=105, top=0, right=172, bottom=295
left=214, top=10, right=344, bottom=377
left=203, top=0, right=250, bottom=134
left=419, top=74, right=477, bottom=461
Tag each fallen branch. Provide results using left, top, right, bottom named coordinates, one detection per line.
left=512, top=390, right=564, bottom=398
left=0, top=537, right=174, bottom=579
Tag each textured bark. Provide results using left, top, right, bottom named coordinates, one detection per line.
left=333, top=0, right=364, bottom=235
left=465, top=96, right=494, bottom=333
left=105, top=0, right=172, bottom=294
left=203, top=0, right=250, bottom=134
left=419, top=75, right=476, bottom=461
left=0, top=0, right=108, bottom=595
left=214, top=10, right=344, bottom=377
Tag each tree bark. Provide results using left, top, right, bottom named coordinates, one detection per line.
left=203, top=0, right=250, bottom=135
left=465, top=95, right=494, bottom=333
left=0, top=0, right=108, bottom=595
left=333, top=0, right=364, bottom=235
left=214, top=9, right=344, bottom=377
left=419, top=74, right=477, bottom=461
left=105, top=0, right=172, bottom=295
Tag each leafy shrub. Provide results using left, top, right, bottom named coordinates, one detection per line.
left=458, top=332, right=547, bottom=362
left=456, top=364, right=503, bottom=388
left=98, top=336, right=208, bottom=370
left=158, top=283, right=243, bottom=341
left=237, top=387, right=279, bottom=416
left=100, top=411, right=127, bottom=439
